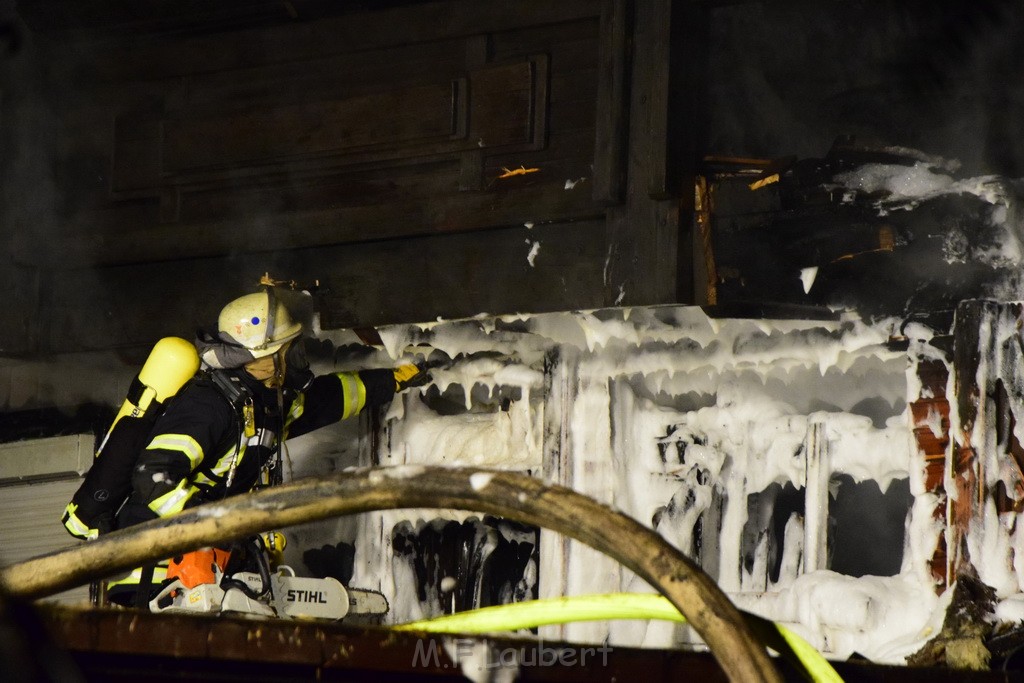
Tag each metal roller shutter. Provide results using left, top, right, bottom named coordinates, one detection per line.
left=0, top=435, right=92, bottom=605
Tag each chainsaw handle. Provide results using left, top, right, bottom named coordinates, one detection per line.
left=221, top=536, right=274, bottom=599
left=147, top=579, right=185, bottom=613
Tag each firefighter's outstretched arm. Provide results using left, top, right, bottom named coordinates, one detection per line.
left=285, top=366, right=429, bottom=439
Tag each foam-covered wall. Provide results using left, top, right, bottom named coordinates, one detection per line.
left=296, top=305, right=957, bottom=663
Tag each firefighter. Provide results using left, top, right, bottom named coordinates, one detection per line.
left=105, top=288, right=428, bottom=607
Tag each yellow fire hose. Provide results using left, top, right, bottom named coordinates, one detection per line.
left=396, top=592, right=843, bottom=683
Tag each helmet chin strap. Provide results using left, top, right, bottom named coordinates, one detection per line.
left=271, top=345, right=287, bottom=387
left=263, top=286, right=278, bottom=350
left=258, top=281, right=291, bottom=487
left=271, top=351, right=286, bottom=487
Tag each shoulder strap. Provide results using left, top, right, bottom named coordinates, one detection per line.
left=199, top=370, right=257, bottom=490
left=206, top=370, right=252, bottom=411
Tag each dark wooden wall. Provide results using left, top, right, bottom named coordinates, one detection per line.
left=1, top=0, right=699, bottom=356
left=4, top=0, right=1023, bottom=359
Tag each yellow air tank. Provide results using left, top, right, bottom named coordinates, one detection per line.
left=110, top=336, right=201, bottom=425
left=63, top=337, right=200, bottom=540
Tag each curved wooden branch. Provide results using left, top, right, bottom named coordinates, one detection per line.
left=1, top=466, right=782, bottom=683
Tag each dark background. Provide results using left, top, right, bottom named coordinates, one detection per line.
left=1, top=0, right=1021, bottom=358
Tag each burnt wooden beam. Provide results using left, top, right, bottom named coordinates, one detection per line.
left=33, top=603, right=739, bottom=681
left=693, top=174, right=717, bottom=305
left=592, top=0, right=630, bottom=206
left=603, top=0, right=675, bottom=306
left=602, top=0, right=702, bottom=307
left=644, top=0, right=674, bottom=201
left=674, top=1, right=710, bottom=306
left=645, top=0, right=709, bottom=203
left=948, top=301, right=986, bottom=581
left=25, top=601, right=1022, bottom=682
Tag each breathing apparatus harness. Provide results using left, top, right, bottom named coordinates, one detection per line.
left=196, top=277, right=308, bottom=493
left=205, top=280, right=297, bottom=602
left=206, top=369, right=253, bottom=490
left=252, top=279, right=288, bottom=490
left=258, top=283, right=291, bottom=596
left=145, top=359, right=280, bottom=608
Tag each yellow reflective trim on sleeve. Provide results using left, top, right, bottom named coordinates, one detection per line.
left=149, top=480, right=199, bottom=516
left=106, top=564, right=169, bottom=589
left=193, top=443, right=244, bottom=483
left=194, top=471, right=216, bottom=486
left=287, top=393, right=306, bottom=423
left=336, top=371, right=366, bottom=420
left=62, top=503, right=97, bottom=540
left=146, top=433, right=204, bottom=469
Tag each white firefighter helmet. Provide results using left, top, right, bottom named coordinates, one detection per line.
left=217, top=290, right=303, bottom=359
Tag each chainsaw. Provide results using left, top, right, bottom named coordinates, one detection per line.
left=147, top=535, right=388, bottom=621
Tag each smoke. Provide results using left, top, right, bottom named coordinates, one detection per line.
left=706, top=0, right=1024, bottom=175
left=0, top=10, right=58, bottom=246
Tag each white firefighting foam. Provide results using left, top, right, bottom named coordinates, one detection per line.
left=16, top=157, right=1016, bottom=663
left=312, top=305, right=961, bottom=664
left=6, top=148, right=1024, bottom=665
left=833, top=161, right=1024, bottom=287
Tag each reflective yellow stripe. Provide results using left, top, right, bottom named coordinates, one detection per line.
left=62, top=503, right=97, bottom=540
left=195, top=444, right=243, bottom=483
left=194, top=471, right=217, bottom=486
left=214, top=444, right=245, bottom=478
left=146, top=433, right=204, bottom=469
left=149, top=480, right=198, bottom=516
left=281, top=394, right=305, bottom=440
left=337, top=371, right=366, bottom=419
left=287, top=393, right=306, bottom=423
left=106, top=564, right=168, bottom=588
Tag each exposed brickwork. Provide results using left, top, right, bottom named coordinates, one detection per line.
left=909, top=357, right=951, bottom=591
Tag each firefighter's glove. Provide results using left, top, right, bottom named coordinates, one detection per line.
left=394, top=363, right=431, bottom=392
